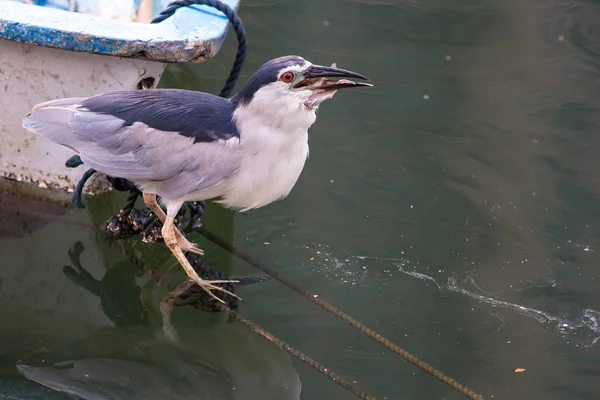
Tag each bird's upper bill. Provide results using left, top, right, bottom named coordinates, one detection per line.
left=292, top=64, right=372, bottom=109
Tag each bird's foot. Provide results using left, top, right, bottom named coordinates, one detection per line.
left=160, top=277, right=240, bottom=342
left=192, top=277, right=242, bottom=304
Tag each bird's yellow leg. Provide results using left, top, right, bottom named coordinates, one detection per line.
left=161, top=213, right=240, bottom=304
left=142, top=192, right=204, bottom=256
left=143, top=192, right=167, bottom=221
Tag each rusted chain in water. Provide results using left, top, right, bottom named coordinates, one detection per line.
left=197, top=227, right=486, bottom=400
left=102, top=237, right=377, bottom=400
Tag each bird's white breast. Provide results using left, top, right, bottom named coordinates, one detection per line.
left=218, top=124, right=309, bottom=211
left=218, top=96, right=315, bottom=211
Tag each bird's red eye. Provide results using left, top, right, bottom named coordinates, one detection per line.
left=280, top=72, right=294, bottom=83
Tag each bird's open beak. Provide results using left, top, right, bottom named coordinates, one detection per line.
left=293, top=64, right=372, bottom=91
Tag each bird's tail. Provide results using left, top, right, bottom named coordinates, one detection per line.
left=22, top=98, right=86, bottom=151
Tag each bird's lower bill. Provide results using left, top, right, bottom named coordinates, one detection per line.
left=304, top=88, right=338, bottom=110
left=297, top=78, right=367, bottom=110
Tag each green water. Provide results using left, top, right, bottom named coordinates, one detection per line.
left=2, top=0, right=600, bottom=399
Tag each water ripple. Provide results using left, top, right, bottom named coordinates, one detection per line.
left=399, top=265, right=600, bottom=347
left=303, top=243, right=600, bottom=348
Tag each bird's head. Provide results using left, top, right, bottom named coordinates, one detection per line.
left=232, top=56, right=371, bottom=130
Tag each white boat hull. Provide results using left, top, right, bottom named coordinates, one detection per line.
left=0, top=38, right=166, bottom=193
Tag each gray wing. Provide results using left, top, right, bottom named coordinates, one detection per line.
left=23, top=90, right=242, bottom=198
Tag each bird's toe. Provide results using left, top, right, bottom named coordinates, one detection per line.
left=179, top=239, right=205, bottom=256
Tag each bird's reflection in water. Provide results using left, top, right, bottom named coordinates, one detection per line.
left=62, top=240, right=270, bottom=338
left=62, top=241, right=150, bottom=327
left=16, top=242, right=301, bottom=400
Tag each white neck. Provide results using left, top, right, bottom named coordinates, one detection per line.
left=233, top=82, right=317, bottom=134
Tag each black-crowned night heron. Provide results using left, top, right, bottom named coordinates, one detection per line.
left=23, top=55, right=371, bottom=302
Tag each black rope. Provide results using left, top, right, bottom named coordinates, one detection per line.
left=121, top=191, right=140, bottom=215
left=70, top=168, right=96, bottom=208
left=151, top=0, right=247, bottom=98
left=65, top=155, right=83, bottom=168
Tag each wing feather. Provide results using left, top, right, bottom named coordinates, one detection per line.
left=23, top=91, right=242, bottom=196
